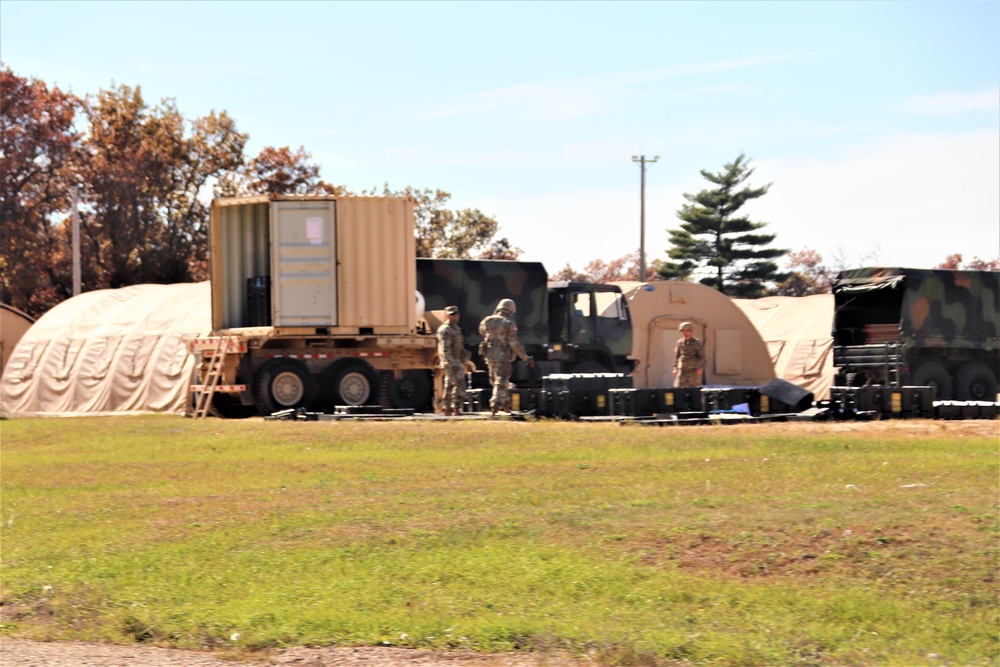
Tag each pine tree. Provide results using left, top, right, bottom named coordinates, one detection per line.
left=658, top=153, right=787, bottom=297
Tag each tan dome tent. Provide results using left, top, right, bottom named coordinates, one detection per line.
left=1, top=282, right=210, bottom=417
left=612, top=281, right=775, bottom=389
left=733, top=295, right=835, bottom=400
left=1, top=304, right=35, bottom=375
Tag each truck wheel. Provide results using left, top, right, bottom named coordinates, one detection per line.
left=911, top=362, right=953, bottom=400
left=382, top=370, right=432, bottom=411
left=955, top=363, right=998, bottom=402
left=319, top=359, right=378, bottom=409
left=254, top=358, right=316, bottom=414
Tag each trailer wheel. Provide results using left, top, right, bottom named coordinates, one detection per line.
left=254, top=358, right=316, bottom=414
left=319, top=359, right=378, bottom=409
left=382, top=370, right=432, bottom=411
left=956, top=362, right=998, bottom=402
left=911, top=362, right=953, bottom=400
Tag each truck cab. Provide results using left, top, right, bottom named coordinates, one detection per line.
left=546, top=281, right=634, bottom=376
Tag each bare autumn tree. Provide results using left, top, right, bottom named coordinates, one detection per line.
left=366, top=185, right=521, bottom=259
left=770, top=247, right=832, bottom=296
left=476, top=237, right=522, bottom=260
left=162, top=110, right=248, bottom=279
left=551, top=264, right=588, bottom=282
left=553, top=251, right=664, bottom=284
left=80, top=84, right=248, bottom=287
left=216, top=145, right=344, bottom=197
left=0, top=64, right=84, bottom=318
left=936, top=253, right=1000, bottom=271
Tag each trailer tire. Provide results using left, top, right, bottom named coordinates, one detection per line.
left=955, top=362, right=998, bottom=402
left=382, top=370, right=433, bottom=411
left=911, top=362, right=953, bottom=400
left=319, top=359, right=378, bottom=409
left=254, top=358, right=316, bottom=414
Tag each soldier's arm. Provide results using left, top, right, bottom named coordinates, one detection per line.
left=508, top=324, right=531, bottom=363
left=459, top=341, right=474, bottom=368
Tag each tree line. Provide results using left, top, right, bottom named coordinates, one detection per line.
left=1, top=65, right=519, bottom=318
left=4, top=64, right=995, bottom=320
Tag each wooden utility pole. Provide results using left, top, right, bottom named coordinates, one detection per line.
left=72, top=187, right=81, bottom=295
left=631, top=155, right=659, bottom=282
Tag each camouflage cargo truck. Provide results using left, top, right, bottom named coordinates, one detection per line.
left=416, top=258, right=634, bottom=386
left=832, top=267, right=1000, bottom=400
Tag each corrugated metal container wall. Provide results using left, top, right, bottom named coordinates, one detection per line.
left=337, top=197, right=415, bottom=332
left=212, top=199, right=270, bottom=330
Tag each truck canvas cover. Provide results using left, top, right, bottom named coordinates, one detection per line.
left=833, top=267, right=1000, bottom=350
left=416, top=258, right=549, bottom=347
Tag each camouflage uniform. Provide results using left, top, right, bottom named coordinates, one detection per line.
left=479, top=300, right=532, bottom=413
left=674, top=327, right=705, bottom=388
left=437, top=307, right=471, bottom=415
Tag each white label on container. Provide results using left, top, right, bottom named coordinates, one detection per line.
left=306, top=217, right=324, bottom=245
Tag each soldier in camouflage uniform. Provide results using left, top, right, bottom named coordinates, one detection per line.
left=673, top=321, right=705, bottom=388
left=437, top=305, right=474, bottom=416
left=479, top=298, right=534, bottom=415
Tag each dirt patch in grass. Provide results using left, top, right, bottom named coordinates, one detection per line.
left=0, top=638, right=596, bottom=667
left=634, top=521, right=995, bottom=582
left=717, top=418, right=997, bottom=439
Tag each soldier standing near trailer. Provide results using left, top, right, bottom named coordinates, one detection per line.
left=479, top=299, right=534, bottom=415
left=673, top=321, right=705, bottom=388
left=437, top=306, right=474, bottom=416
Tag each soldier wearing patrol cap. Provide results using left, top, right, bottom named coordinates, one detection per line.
left=479, top=298, right=534, bottom=415
left=437, top=305, right=475, bottom=416
left=673, top=321, right=705, bottom=388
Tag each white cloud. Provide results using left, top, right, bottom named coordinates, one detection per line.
left=901, top=88, right=1000, bottom=115
left=418, top=54, right=795, bottom=123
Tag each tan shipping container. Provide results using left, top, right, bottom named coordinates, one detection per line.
left=210, top=195, right=416, bottom=334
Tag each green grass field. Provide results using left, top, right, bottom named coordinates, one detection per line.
left=1, top=416, right=997, bottom=666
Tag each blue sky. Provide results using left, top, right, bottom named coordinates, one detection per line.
left=3, top=1, right=998, bottom=275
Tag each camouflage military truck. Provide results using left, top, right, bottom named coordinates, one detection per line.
left=832, top=267, right=1000, bottom=401
left=416, top=258, right=634, bottom=386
